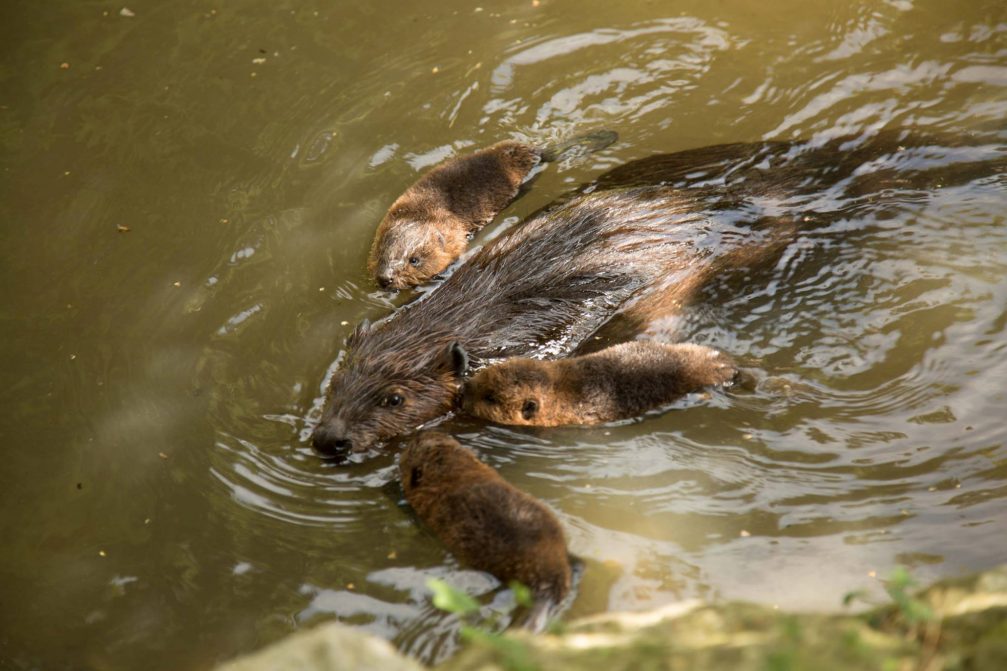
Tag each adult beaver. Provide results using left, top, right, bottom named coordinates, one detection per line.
left=399, top=431, right=571, bottom=622
left=461, top=342, right=737, bottom=427
left=312, top=131, right=1005, bottom=459
left=368, top=131, right=618, bottom=290
left=314, top=186, right=787, bottom=457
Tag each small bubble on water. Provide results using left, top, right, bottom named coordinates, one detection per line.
left=233, top=562, right=253, bottom=576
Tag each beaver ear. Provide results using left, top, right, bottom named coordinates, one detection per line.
left=436, top=341, right=469, bottom=379
left=452, top=343, right=470, bottom=377
left=346, top=319, right=372, bottom=348
left=435, top=229, right=447, bottom=251
left=409, top=466, right=422, bottom=488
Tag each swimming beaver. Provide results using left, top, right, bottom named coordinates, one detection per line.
left=399, top=431, right=571, bottom=615
left=461, top=342, right=737, bottom=426
left=314, top=184, right=788, bottom=457
left=368, top=131, right=618, bottom=290
left=313, top=131, right=1005, bottom=458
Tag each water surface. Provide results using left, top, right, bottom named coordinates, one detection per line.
left=1, top=0, right=1005, bottom=668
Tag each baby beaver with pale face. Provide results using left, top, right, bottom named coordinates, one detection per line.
left=369, top=131, right=618, bottom=290
left=399, top=431, right=571, bottom=609
left=462, top=342, right=737, bottom=427
left=369, top=141, right=540, bottom=291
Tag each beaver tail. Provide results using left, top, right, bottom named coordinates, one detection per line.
left=521, top=598, right=558, bottom=634
left=515, top=555, right=582, bottom=633
left=538, top=130, right=619, bottom=164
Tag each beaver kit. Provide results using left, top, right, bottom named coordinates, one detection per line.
left=462, top=341, right=737, bottom=427
left=368, top=130, right=618, bottom=290
left=399, top=431, right=571, bottom=622
left=367, top=140, right=540, bottom=291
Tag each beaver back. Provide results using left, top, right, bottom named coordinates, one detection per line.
left=400, top=432, right=571, bottom=601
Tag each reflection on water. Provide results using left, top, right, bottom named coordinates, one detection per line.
left=1, top=0, right=1005, bottom=669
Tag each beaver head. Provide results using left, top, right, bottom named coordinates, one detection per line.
left=398, top=431, right=485, bottom=496
left=311, top=327, right=470, bottom=460
left=367, top=202, right=469, bottom=290
left=462, top=358, right=555, bottom=426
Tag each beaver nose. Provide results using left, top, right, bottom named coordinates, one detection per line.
left=311, top=422, right=352, bottom=459
left=377, top=274, right=393, bottom=289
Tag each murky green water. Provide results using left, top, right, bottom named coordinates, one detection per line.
left=1, top=0, right=1005, bottom=668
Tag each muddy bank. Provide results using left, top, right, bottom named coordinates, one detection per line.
left=217, top=563, right=1007, bottom=671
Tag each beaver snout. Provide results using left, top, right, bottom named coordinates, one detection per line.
left=311, top=420, right=353, bottom=459
left=376, top=273, right=395, bottom=290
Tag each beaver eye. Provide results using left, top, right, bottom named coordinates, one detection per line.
left=521, top=399, right=538, bottom=420
left=408, top=256, right=421, bottom=267
left=383, top=393, right=405, bottom=408
left=483, top=393, right=497, bottom=405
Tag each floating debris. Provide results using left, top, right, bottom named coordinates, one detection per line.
left=120, top=7, right=135, bottom=18
left=59, top=62, right=70, bottom=70
left=116, top=224, right=130, bottom=233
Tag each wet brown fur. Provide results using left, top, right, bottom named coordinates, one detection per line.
left=314, top=131, right=1006, bottom=457
left=317, top=184, right=784, bottom=455
left=399, top=432, right=571, bottom=603
left=368, top=141, right=540, bottom=289
left=462, top=342, right=737, bottom=426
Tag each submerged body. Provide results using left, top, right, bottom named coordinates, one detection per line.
left=313, top=131, right=1005, bottom=459
left=462, top=342, right=737, bottom=426
left=399, top=432, right=571, bottom=605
